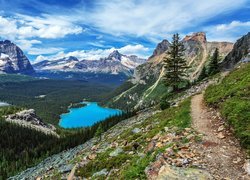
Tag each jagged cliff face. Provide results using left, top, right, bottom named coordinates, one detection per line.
left=0, top=40, right=34, bottom=74
left=108, top=32, right=233, bottom=110
left=221, top=32, right=250, bottom=69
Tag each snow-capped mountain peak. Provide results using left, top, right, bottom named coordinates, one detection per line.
left=33, top=51, right=146, bottom=76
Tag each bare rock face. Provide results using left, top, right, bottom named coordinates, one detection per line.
left=6, top=109, right=58, bottom=137
left=6, top=109, right=48, bottom=127
left=183, top=32, right=207, bottom=44
left=150, top=40, right=171, bottom=59
left=221, top=32, right=250, bottom=69
left=0, top=40, right=34, bottom=74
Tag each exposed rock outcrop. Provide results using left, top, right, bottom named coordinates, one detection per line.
left=150, top=39, right=171, bottom=59
left=6, top=109, right=58, bottom=137
left=221, top=32, right=250, bottom=69
left=0, top=40, right=34, bottom=74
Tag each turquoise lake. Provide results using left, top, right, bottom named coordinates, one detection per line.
left=59, top=102, right=122, bottom=128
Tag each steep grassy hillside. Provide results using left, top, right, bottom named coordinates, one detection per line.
left=205, top=63, right=250, bottom=152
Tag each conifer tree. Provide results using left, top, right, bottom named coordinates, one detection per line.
left=95, top=125, right=104, bottom=140
left=198, top=66, right=207, bottom=81
left=163, top=33, right=188, bottom=91
left=208, top=48, right=219, bottom=75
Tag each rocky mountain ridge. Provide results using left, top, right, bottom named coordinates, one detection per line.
left=0, top=40, right=34, bottom=74
left=107, top=32, right=234, bottom=110
left=33, top=50, right=146, bottom=76
left=221, top=32, right=250, bottom=69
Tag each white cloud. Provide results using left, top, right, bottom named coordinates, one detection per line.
left=0, top=14, right=83, bottom=57
left=16, top=39, right=42, bottom=50
left=205, top=21, right=250, bottom=42
left=215, top=21, right=250, bottom=31
left=0, top=14, right=83, bottom=40
left=74, top=0, right=247, bottom=38
left=34, top=44, right=149, bottom=63
left=28, top=47, right=65, bottom=55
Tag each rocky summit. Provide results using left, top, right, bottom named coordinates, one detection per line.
left=107, top=32, right=234, bottom=110
left=0, top=40, right=34, bottom=74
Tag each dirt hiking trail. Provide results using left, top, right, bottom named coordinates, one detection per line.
left=191, top=93, right=249, bottom=179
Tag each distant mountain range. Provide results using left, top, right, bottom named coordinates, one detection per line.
left=33, top=50, right=146, bottom=76
left=0, top=40, right=146, bottom=76
left=0, top=40, right=34, bottom=74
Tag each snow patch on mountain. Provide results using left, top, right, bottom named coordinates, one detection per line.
left=33, top=51, right=146, bottom=76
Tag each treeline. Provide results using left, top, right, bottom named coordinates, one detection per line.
left=0, top=79, right=115, bottom=125
left=0, top=106, right=136, bottom=179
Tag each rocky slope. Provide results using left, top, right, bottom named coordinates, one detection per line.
left=107, top=32, right=233, bottom=110
left=0, top=40, right=34, bottom=74
left=33, top=50, right=146, bottom=76
left=6, top=109, right=58, bottom=137
left=10, top=65, right=250, bottom=179
left=221, top=32, right=250, bottom=69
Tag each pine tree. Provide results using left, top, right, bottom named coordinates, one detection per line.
left=95, top=125, right=104, bottom=140
left=198, top=66, right=207, bottom=81
left=163, top=33, right=189, bottom=91
left=208, top=48, right=219, bottom=75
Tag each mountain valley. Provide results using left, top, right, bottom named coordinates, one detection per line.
left=0, top=3, right=249, bottom=178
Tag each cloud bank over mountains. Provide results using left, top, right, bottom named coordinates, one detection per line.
left=0, top=0, right=249, bottom=61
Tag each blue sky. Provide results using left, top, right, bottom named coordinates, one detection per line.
left=0, top=0, right=249, bottom=62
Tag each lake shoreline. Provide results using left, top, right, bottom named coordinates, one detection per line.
left=59, top=101, right=122, bottom=129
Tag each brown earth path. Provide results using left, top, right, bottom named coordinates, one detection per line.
left=191, top=93, right=249, bottom=179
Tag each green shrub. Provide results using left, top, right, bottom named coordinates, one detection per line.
left=160, top=100, right=170, bottom=110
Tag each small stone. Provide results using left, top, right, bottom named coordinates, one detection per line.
left=218, top=126, right=224, bottom=132
left=156, top=142, right=163, bottom=148
left=92, top=168, right=109, bottom=177
left=233, top=157, right=241, bottom=164
left=164, top=127, right=169, bottom=132
left=165, top=148, right=174, bottom=156
left=186, top=134, right=195, bottom=140
left=152, top=134, right=160, bottom=140
left=58, top=164, right=74, bottom=173
left=128, top=151, right=134, bottom=155
left=88, top=153, right=97, bottom=160
left=243, top=159, right=250, bottom=175
left=146, top=141, right=156, bottom=153
left=182, top=158, right=189, bottom=165
left=184, top=128, right=191, bottom=132
left=132, top=128, right=141, bottom=134
left=217, top=132, right=225, bottom=139
left=109, top=147, right=123, bottom=157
